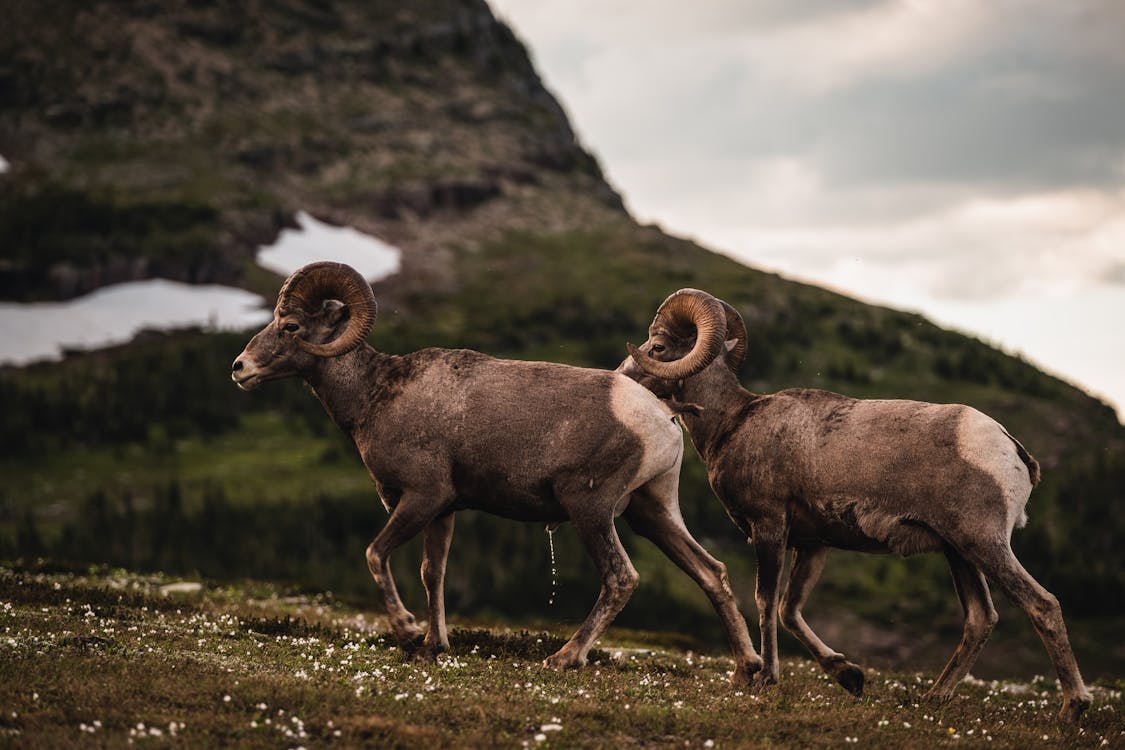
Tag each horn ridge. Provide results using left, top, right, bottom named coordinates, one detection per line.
left=277, top=262, right=376, bottom=358
left=630, top=288, right=726, bottom=380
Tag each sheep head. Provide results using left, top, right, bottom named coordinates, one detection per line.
left=231, top=262, right=376, bottom=390
left=620, top=289, right=747, bottom=384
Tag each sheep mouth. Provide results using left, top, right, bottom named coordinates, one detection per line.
left=233, top=372, right=260, bottom=390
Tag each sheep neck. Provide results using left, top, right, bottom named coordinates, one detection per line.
left=304, top=344, right=387, bottom=438
left=675, top=364, right=758, bottom=463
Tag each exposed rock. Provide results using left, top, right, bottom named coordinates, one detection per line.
left=0, top=0, right=623, bottom=302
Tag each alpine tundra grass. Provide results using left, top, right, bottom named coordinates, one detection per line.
left=1, top=563, right=1121, bottom=749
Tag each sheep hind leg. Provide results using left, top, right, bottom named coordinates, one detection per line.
left=961, top=540, right=1092, bottom=723
left=365, top=498, right=440, bottom=654
left=923, top=547, right=996, bottom=702
left=414, top=512, right=455, bottom=662
left=623, top=476, right=763, bottom=686
left=543, top=512, right=638, bottom=671
left=780, top=546, right=865, bottom=696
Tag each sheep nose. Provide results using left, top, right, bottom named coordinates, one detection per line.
left=232, top=359, right=244, bottom=373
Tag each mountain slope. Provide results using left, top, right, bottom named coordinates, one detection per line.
left=1, top=0, right=1122, bottom=651
left=0, top=0, right=618, bottom=299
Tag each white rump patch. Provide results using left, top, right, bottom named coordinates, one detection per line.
left=609, top=376, right=683, bottom=490
left=956, top=407, right=1032, bottom=528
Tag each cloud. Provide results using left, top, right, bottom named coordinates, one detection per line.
left=492, top=0, right=1125, bottom=244
left=713, top=186, right=1125, bottom=298
left=736, top=0, right=994, bottom=94
left=497, top=0, right=1125, bottom=202
left=1103, top=263, right=1125, bottom=285
left=489, top=0, right=1125, bottom=415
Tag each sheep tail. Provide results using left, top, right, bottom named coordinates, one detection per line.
left=1004, top=428, right=1041, bottom=487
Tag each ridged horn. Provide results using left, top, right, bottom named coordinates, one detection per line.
left=276, top=261, right=376, bottom=358
left=720, top=299, right=747, bottom=375
left=628, top=288, right=726, bottom=380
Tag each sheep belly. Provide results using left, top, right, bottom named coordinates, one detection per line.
left=448, top=463, right=571, bottom=522
left=788, top=496, right=944, bottom=555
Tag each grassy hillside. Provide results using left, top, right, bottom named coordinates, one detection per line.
left=3, top=237, right=1124, bottom=686
left=1, top=0, right=1123, bottom=684
left=2, top=563, right=1122, bottom=749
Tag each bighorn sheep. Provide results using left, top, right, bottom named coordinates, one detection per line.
left=618, top=288, right=1092, bottom=723
left=231, top=262, right=761, bottom=680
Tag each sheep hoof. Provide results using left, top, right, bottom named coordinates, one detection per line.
left=411, top=641, right=449, bottom=663
left=396, top=626, right=425, bottom=654
left=921, top=686, right=953, bottom=704
left=730, top=658, right=763, bottom=687
left=831, top=661, right=865, bottom=697
left=751, top=670, right=778, bottom=690
left=543, top=649, right=585, bottom=671
left=1057, top=693, right=1092, bottom=724
left=823, top=656, right=864, bottom=697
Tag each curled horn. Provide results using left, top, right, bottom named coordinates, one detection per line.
left=627, top=288, right=727, bottom=380
left=277, top=261, right=376, bottom=358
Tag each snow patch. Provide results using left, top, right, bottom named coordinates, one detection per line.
left=0, top=211, right=402, bottom=368
left=0, top=280, right=270, bottom=367
left=256, top=211, right=402, bottom=281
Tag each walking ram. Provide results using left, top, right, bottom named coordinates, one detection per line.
left=231, top=262, right=761, bottom=680
left=618, top=288, right=1091, bottom=723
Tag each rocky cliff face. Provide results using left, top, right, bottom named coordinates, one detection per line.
left=0, top=0, right=621, bottom=300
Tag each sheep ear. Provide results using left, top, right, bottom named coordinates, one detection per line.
left=725, top=338, right=739, bottom=352
left=321, top=299, right=347, bottom=324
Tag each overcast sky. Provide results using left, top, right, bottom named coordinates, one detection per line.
left=489, top=0, right=1125, bottom=419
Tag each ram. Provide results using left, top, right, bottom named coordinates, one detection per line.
left=231, top=262, right=761, bottom=680
left=618, top=288, right=1091, bottom=723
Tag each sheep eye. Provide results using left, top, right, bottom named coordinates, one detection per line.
left=651, top=343, right=666, bottom=354
left=282, top=322, right=300, bottom=333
